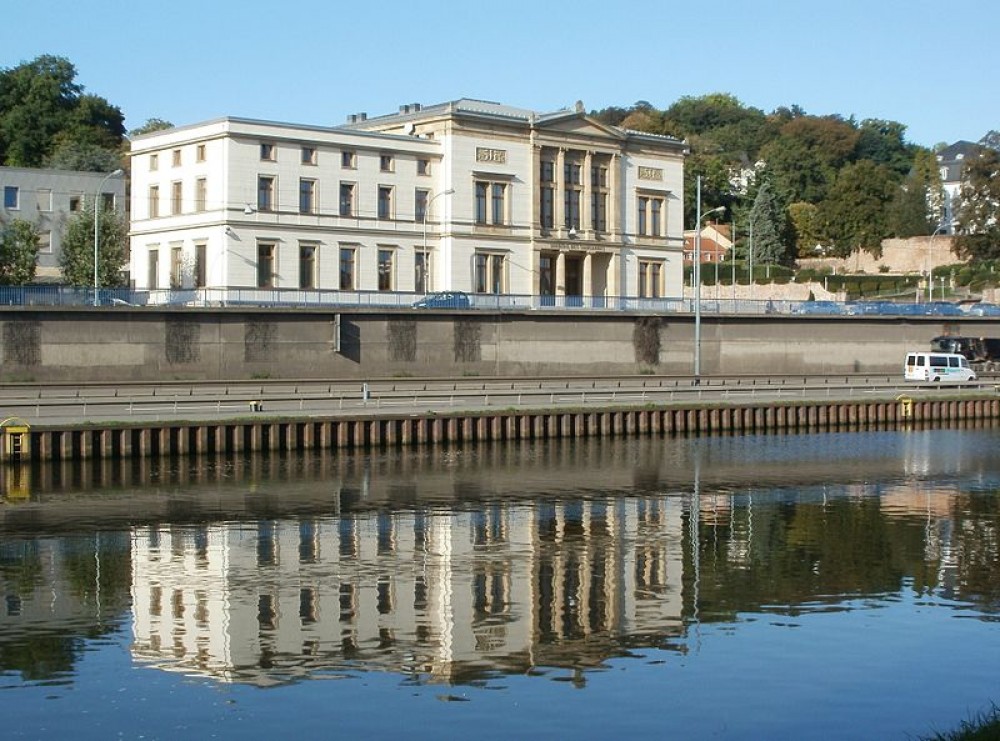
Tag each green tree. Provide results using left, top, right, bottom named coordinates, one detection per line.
left=760, top=115, right=860, bottom=204
left=128, top=118, right=174, bottom=138
left=788, top=202, right=823, bottom=255
left=818, top=160, right=897, bottom=256
left=747, top=181, right=790, bottom=265
left=0, top=55, right=124, bottom=169
left=58, top=199, right=127, bottom=287
left=43, top=140, right=121, bottom=172
left=0, top=218, right=39, bottom=284
left=854, top=118, right=914, bottom=178
left=953, top=148, right=1000, bottom=261
left=887, top=150, right=943, bottom=239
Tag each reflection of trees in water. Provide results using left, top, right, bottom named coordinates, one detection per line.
left=0, top=535, right=131, bottom=681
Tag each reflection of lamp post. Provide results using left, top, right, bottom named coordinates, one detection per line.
left=421, top=188, right=454, bottom=292
left=694, top=175, right=725, bottom=382
left=926, top=224, right=947, bottom=302
left=93, top=168, right=124, bottom=306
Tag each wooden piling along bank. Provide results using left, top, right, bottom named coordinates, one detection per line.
left=3, top=396, right=1000, bottom=463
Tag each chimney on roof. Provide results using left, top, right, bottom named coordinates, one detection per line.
left=347, top=112, right=367, bottom=123
left=399, top=103, right=422, bottom=114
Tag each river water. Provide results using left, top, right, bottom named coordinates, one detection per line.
left=2, top=426, right=999, bottom=740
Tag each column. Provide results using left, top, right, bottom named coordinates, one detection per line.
left=555, top=148, right=566, bottom=233
left=583, top=150, right=593, bottom=238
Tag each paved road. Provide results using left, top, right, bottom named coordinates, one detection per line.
left=0, top=375, right=990, bottom=426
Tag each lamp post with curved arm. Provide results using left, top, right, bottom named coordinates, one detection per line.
left=694, top=176, right=725, bottom=382
left=93, top=168, right=124, bottom=306
left=421, top=188, right=454, bottom=293
left=926, top=224, right=947, bottom=302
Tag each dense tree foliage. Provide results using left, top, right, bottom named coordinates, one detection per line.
left=590, top=96, right=952, bottom=261
left=0, top=219, right=39, bottom=284
left=0, top=55, right=124, bottom=170
left=58, top=200, right=128, bottom=287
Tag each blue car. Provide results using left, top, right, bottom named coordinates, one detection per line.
left=412, top=291, right=472, bottom=309
left=924, top=301, right=964, bottom=316
left=965, top=303, right=1000, bottom=316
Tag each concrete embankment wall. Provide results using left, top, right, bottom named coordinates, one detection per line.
left=0, top=306, right=989, bottom=382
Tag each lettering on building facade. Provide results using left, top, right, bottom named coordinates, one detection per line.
left=476, top=148, right=507, bottom=164
left=638, top=166, right=663, bottom=181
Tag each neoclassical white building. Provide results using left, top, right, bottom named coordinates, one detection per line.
left=128, top=99, right=687, bottom=303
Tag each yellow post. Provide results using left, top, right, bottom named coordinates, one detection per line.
left=1, top=417, right=31, bottom=462
left=896, top=395, right=913, bottom=419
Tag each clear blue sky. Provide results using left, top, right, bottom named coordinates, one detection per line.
left=3, top=0, right=997, bottom=148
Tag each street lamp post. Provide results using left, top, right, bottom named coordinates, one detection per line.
left=421, top=188, right=454, bottom=293
left=93, top=168, right=124, bottom=306
left=926, top=224, right=947, bottom=302
left=693, top=175, right=725, bottom=383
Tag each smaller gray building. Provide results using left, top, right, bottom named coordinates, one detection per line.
left=0, top=166, right=126, bottom=281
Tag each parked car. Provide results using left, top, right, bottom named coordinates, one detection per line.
left=923, top=301, right=964, bottom=316
left=964, top=302, right=1000, bottom=316
left=792, top=300, right=842, bottom=315
left=412, top=291, right=472, bottom=309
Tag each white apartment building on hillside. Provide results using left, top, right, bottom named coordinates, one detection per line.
left=128, top=99, right=687, bottom=302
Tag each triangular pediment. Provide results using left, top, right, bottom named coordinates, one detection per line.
left=534, top=112, right=625, bottom=142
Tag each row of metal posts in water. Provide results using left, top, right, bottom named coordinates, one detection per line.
left=0, top=394, right=993, bottom=464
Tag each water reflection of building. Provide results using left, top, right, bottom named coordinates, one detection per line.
left=131, top=497, right=685, bottom=685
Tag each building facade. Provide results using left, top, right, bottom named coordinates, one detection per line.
left=128, top=99, right=688, bottom=302
left=0, top=166, right=125, bottom=281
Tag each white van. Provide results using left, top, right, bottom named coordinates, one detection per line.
left=904, top=352, right=977, bottom=383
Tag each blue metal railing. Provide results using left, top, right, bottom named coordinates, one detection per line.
left=0, top=286, right=978, bottom=317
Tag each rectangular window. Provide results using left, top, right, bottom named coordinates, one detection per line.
left=194, top=242, right=207, bottom=287
left=299, top=178, right=316, bottom=214
left=69, top=195, right=83, bottom=212
left=415, top=250, right=429, bottom=293
left=299, top=243, right=317, bottom=289
left=148, top=185, right=159, bottom=218
left=101, top=192, right=115, bottom=211
left=637, top=196, right=648, bottom=236
left=417, top=158, right=430, bottom=176
left=638, top=259, right=664, bottom=298
left=171, top=181, right=182, bottom=215
left=651, top=198, right=661, bottom=236
left=564, top=189, right=580, bottom=230
left=196, top=144, right=206, bottom=162
left=150, top=153, right=158, bottom=171
left=491, top=183, right=505, bottom=225
left=260, top=142, right=275, bottom=161
left=172, top=149, right=182, bottom=167
left=3, top=186, right=18, bottom=209
left=257, top=243, right=275, bottom=288
left=591, top=165, right=608, bottom=188
left=539, top=254, right=554, bottom=296
left=38, top=231, right=52, bottom=254
left=377, top=186, right=393, bottom=219
left=540, top=186, right=554, bottom=229
left=379, top=154, right=393, bottom=172
left=377, top=249, right=394, bottom=291
left=301, top=146, right=316, bottom=165
left=565, top=162, right=582, bottom=185
left=414, top=189, right=429, bottom=223
left=476, top=181, right=507, bottom=226
left=341, top=150, right=356, bottom=168
left=339, top=182, right=354, bottom=217
left=258, top=176, right=275, bottom=212
left=540, top=160, right=555, bottom=183
left=148, top=248, right=159, bottom=288
left=591, top=191, right=607, bottom=232
left=475, top=182, right=488, bottom=224
left=339, top=247, right=356, bottom=290
left=195, top=178, right=207, bottom=212
left=170, top=246, right=183, bottom=288
left=474, top=252, right=505, bottom=294
left=37, top=189, right=52, bottom=212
